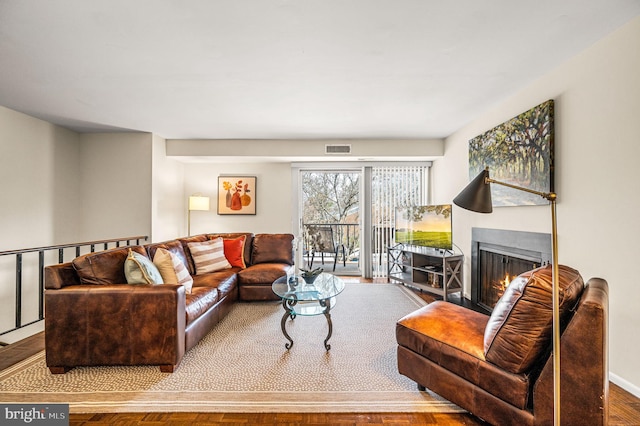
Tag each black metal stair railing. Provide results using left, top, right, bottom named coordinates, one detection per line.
left=0, top=235, right=148, bottom=340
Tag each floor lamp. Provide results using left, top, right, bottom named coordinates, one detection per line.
left=453, top=167, right=560, bottom=425
left=188, top=195, right=210, bottom=236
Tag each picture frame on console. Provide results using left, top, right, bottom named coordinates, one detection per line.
left=217, top=176, right=256, bottom=215
left=468, top=99, right=554, bottom=207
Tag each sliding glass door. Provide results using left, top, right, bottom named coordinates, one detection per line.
left=299, top=170, right=361, bottom=276
left=292, top=162, right=429, bottom=279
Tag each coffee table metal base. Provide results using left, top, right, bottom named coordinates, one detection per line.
left=280, top=296, right=333, bottom=351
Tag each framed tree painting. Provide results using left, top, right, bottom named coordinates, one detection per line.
left=468, top=100, right=554, bottom=207
left=218, top=176, right=256, bottom=215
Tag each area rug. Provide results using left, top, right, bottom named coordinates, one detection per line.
left=0, top=283, right=464, bottom=414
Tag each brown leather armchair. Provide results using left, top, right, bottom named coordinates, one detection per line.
left=396, top=265, right=608, bottom=425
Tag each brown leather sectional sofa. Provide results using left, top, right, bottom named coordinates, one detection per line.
left=396, top=265, right=608, bottom=425
left=44, top=232, right=294, bottom=374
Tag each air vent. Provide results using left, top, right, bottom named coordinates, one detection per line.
left=325, top=144, right=352, bottom=155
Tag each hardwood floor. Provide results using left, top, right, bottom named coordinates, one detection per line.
left=2, top=281, right=639, bottom=425
left=67, top=412, right=488, bottom=425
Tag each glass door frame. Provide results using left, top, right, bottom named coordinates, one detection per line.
left=291, top=161, right=431, bottom=279
left=291, top=163, right=363, bottom=276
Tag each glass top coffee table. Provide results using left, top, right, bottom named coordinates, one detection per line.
left=272, top=273, right=345, bottom=350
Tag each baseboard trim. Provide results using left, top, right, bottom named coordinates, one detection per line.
left=609, top=372, right=640, bottom=397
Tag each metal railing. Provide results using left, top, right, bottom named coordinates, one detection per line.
left=302, top=223, right=398, bottom=277
left=0, top=235, right=148, bottom=339
left=302, top=223, right=360, bottom=260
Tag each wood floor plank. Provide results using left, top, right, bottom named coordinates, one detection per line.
left=67, top=412, right=487, bottom=425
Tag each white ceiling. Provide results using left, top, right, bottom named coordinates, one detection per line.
left=1, top=0, right=639, bottom=140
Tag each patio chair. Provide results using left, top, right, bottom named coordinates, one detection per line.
left=307, top=225, right=346, bottom=271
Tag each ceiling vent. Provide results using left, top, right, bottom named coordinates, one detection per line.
left=325, top=144, right=352, bottom=155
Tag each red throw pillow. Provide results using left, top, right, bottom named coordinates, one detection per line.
left=223, top=235, right=247, bottom=268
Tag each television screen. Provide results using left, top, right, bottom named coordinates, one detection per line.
left=395, top=204, right=452, bottom=250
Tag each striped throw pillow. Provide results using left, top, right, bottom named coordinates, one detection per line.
left=153, top=248, right=194, bottom=294
left=188, top=237, right=231, bottom=274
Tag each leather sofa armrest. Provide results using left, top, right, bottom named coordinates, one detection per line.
left=45, top=263, right=80, bottom=289
left=533, top=278, right=609, bottom=425
left=45, top=284, right=186, bottom=373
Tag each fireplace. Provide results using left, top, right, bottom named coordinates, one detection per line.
left=471, top=228, right=552, bottom=312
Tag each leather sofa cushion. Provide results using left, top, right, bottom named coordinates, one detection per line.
left=185, top=287, right=220, bottom=326
left=251, top=233, right=294, bottom=265
left=396, top=301, right=532, bottom=409
left=238, top=263, right=292, bottom=286
left=72, top=246, right=148, bottom=285
left=484, top=264, right=584, bottom=374
left=192, top=269, right=238, bottom=299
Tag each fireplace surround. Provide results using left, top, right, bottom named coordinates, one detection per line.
left=471, top=227, right=552, bottom=312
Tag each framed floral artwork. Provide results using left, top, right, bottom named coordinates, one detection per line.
left=217, top=176, right=256, bottom=215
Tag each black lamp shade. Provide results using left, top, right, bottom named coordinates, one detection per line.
left=453, top=169, right=493, bottom=213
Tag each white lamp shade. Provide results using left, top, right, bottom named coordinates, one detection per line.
left=188, top=196, right=210, bottom=211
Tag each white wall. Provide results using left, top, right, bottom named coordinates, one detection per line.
left=184, top=162, right=293, bottom=235
left=151, top=134, right=185, bottom=242
left=0, top=106, right=82, bottom=248
left=432, top=16, right=640, bottom=394
left=0, top=106, right=81, bottom=342
left=79, top=133, right=153, bottom=241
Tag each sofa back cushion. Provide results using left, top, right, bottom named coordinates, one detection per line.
left=145, top=239, right=190, bottom=274
left=483, top=264, right=584, bottom=374
left=251, top=233, right=294, bottom=265
left=72, top=246, right=148, bottom=285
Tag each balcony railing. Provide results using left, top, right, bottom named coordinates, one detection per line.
left=302, top=223, right=360, bottom=260
left=0, top=235, right=148, bottom=340
left=302, top=223, right=397, bottom=277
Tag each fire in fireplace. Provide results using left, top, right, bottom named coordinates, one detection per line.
left=478, top=249, right=541, bottom=311
left=471, top=228, right=552, bottom=312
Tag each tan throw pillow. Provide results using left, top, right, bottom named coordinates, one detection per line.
left=187, top=237, right=231, bottom=274
left=124, top=249, right=164, bottom=285
left=153, top=248, right=194, bottom=294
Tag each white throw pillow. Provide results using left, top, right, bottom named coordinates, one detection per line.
left=124, top=249, right=164, bottom=285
